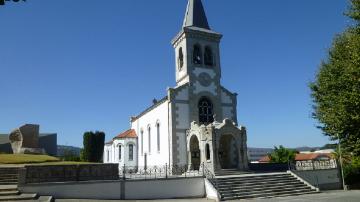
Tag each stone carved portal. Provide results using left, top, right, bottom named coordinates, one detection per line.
left=219, top=134, right=238, bottom=169
left=187, top=119, right=249, bottom=173
left=190, top=135, right=200, bottom=170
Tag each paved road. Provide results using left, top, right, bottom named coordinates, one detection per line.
left=241, top=190, right=360, bottom=202
left=56, top=190, right=360, bottom=202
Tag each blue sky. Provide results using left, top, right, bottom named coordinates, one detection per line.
left=0, top=0, right=350, bottom=148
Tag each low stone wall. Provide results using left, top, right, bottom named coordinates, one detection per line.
left=291, top=168, right=342, bottom=190
left=19, top=177, right=205, bottom=200
left=249, top=163, right=288, bottom=172
left=20, top=164, right=119, bottom=184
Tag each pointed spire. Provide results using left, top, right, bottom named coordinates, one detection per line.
left=183, top=0, right=210, bottom=30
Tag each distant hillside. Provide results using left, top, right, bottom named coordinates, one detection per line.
left=57, top=145, right=81, bottom=157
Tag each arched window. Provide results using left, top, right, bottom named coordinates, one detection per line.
left=178, top=47, right=184, bottom=69
left=204, top=47, right=213, bottom=66
left=156, top=122, right=160, bottom=152
left=118, top=145, right=122, bottom=161
left=141, top=130, right=144, bottom=155
left=148, top=126, right=151, bottom=153
left=206, top=144, right=210, bottom=160
left=129, top=144, right=134, bottom=161
left=193, top=44, right=202, bottom=64
left=198, top=97, right=214, bottom=124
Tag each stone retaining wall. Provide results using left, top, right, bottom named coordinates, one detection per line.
left=19, top=164, right=119, bottom=184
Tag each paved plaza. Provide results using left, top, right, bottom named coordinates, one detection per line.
left=55, top=190, right=360, bottom=202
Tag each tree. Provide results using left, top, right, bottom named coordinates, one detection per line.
left=82, top=131, right=105, bottom=162
left=268, top=145, right=297, bottom=163
left=0, top=0, right=26, bottom=6
left=310, top=0, right=360, bottom=156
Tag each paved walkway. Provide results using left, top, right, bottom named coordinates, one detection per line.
left=242, top=190, right=360, bottom=202
left=55, top=191, right=360, bottom=202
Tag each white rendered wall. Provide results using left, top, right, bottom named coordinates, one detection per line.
left=104, top=145, right=112, bottom=163
left=131, top=101, right=170, bottom=167
left=20, top=177, right=205, bottom=200
left=222, top=106, right=233, bottom=120
left=125, top=177, right=205, bottom=200
left=221, top=89, right=233, bottom=104
left=113, top=138, right=137, bottom=168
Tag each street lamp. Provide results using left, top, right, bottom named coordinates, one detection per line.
left=337, top=133, right=347, bottom=190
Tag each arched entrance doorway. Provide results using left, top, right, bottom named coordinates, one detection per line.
left=190, top=135, right=201, bottom=170
left=219, top=135, right=238, bottom=169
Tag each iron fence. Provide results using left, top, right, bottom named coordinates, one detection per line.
left=119, top=163, right=206, bottom=180
left=289, top=160, right=337, bottom=171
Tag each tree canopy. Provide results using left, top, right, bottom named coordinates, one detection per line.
left=268, top=145, right=297, bottom=163
left=82, top=131, right=105, bottom=162
left=310, top=0, right=360, bottom=156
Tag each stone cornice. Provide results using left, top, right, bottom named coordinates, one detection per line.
left=172, top=27, right=223, bottom=46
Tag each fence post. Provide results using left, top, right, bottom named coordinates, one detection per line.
left=122, top=164, right=126, bottom=180
left=202, top=162, right=205, bottom=177
left=165, top=163, right=168, bottom=179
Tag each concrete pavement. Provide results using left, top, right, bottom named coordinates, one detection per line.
left=55, top=190, right=360, bottom=202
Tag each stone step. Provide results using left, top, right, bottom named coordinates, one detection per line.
left=217, top=182, right=309, bottom=191
left=0, top=193, right=37, bottom=201
left=216, top=175, right=293, bottom=181
left=0, top=190, right=19, bottom=196
left=0, top=177, right=19, bottom=180
left=0, top=185, right=18, bottom=192
left=0, top=182, right=18, bottom=185
left=214, top=178, right=298, bottom=186
left=0, top=177, right=18, bottom=180
left=221, top=189, right=318, bottom=200
left=215, top=174, right=292, bottom=181
left=38, top=196, right=54, bottom=202
left=219, top=186, right=312, bottom=196
left=0, top=179, right=18, bottom=183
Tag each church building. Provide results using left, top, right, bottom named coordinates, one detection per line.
left=104, top=0, right=249, bottom=173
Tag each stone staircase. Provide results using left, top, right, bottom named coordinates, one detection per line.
left=0, top=167, right=53, bottom=201
left=214, top=169, right=252, bottom=176
left=0, top=167, right=20, bottom=185
left=211, top=172, right=319, bottom=201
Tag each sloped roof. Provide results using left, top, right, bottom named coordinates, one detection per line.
left=114, top=129, right=137, bottom=139
left=259, top=155, right=271, bottom=163
left=259, top=153, right=334, bottom=163
left=183, top=0, right=210, bottom=30
left=295, top=153, right=333, bottom=161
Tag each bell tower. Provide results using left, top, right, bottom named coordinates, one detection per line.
left=172, top=0, right=223, bottom=87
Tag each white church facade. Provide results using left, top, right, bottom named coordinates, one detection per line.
left=104, top=0, right=249, bottom=173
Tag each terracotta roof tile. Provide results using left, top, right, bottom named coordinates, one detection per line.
left=259, top=153, right=334, bottom=162
left=114, top=129, right=137, bottom=139
left=295, top=153, right=333, bottom=161
left=259, top=155, right=271, bottom=163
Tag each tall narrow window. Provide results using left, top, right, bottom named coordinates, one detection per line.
left=204, top=47, right=213, bottom=66
left=107, top=150, right=109, bottom=162
left=148, top=127, right=151, bottom=153
left=141, top=130, right=144, bottom=155
left=129, top=144, right=133, bottom=161
left=206, top=144, right=210, bottom=160
left=178, top=47, right=184, bottom=69
left=198, top=97, right=214, bottom=124
left=156, top=123, right=160, bottom=152
left=118, top=145, right=122, bottom=161
left=193, top=45, right=202, bottom=64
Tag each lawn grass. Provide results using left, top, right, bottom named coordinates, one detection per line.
left=0, top=154, right=60, bottom=164
left=0, top=154, right=98, bottom=165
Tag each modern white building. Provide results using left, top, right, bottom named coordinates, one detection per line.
left=104, top=0, right=249, bottom=173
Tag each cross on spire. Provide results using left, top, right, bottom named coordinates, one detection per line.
left=183, top=0, right=211, bottom=30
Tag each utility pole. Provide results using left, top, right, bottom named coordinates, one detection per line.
left=337, top=134, right=347, bottom=190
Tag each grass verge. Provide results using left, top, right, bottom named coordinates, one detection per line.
left=0, top=154, right=60, bottom=164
